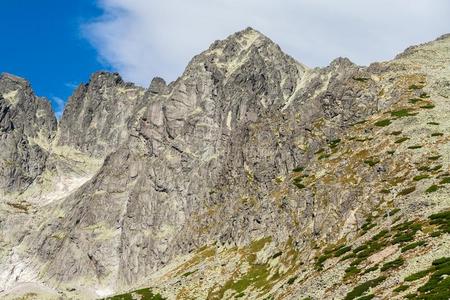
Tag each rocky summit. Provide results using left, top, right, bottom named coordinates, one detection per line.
left=0, top=28, right=449, bottom=300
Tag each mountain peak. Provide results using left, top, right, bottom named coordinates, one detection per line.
left=0, top=72, right=30, bottom=89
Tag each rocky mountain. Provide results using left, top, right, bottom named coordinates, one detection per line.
left=0, top=28, right=449, bottom=300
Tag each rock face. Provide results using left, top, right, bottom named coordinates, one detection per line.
left=57, top=72, right=145, bottom=157
left=0, top=73, right=56, bottom=194
left=0, top=28, right=449, bottom=300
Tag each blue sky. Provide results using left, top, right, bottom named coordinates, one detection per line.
left=1, top=1, right=449, bottom=118
left=0, top=0, right=107, bottom=117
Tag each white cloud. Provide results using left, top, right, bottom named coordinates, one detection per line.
left=83, top=0, right=450, bottom=86
left=51, top=96, right=65, bottom=119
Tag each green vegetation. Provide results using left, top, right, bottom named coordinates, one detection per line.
left=224, top=264, right=270, bottom=293
left=409, top=84, right=424, bottom=90
left=431, top=132, right=444, bottom=137
left=405, top=269, right=433, bottom=282
left=420, top=92, right=430, bottom=98
left=428, top=155, right=441, bottom=161
left=328, top=139, right=341, bottom=149
left=408, top=145, right=422, bottom=149
left=293, top=176, right=306, bottom=189
left=401, top=240, right=426, bottom=253
left=430, top=165, right=442, bottom=172
left=104, top=288, right=165, bottom=300
left=409, top=98, right=422, bottom=104
left=315, top=148, right=325, bottom=154
left=271, top=251, right=282, bottom=259
left=374, top=119, right=392, bottom=127
left=287, top=275, right=298, bottom=285
left=428, top=210, right=450, bottom=234
left=387, top=150, right=395, bottom=155
left=397, top=186, right=416, bottom=196
left=380, top=188, right=391, bottom=194
left=391, top=131, right=402, bottom=136
left=364, top=159, right=380, bottom=167
left=395, top=137, right=410, bottom=144
left=425, top=185, right=439, bottom=193
left=391, top=109, right=416, bottom=118
left=439, top=177, right=450, bottom=184
left=405, top=257, right=450, bottom=300
left=353, top=77, right=369, bottom=82
left=427, top=121, right=440, bottom=125
left=413, top=174, right=430, bottom=181
left=344, top=266, right=361, bottom=279
left=361, top=219, right=376, bottom=233
left=335, top=245, right=352, bottom=257
left=343, top=276, right=386, bottom=300
left=392, top=221, right=422, bottom=244
left=292, top=166, right=304, bottom=172
left=420, top=104, right=435, bottom=109
left=182, top=270, right=197, bottom=277
left=380, top=257, right=404, bottom=271
left=393, top=285, right=409, bottom=293
left=363, top=265, right=379, bottom=274
left=318, top=153, right=331, bottom=160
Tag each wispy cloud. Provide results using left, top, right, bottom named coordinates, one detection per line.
left=51, top=96, right=65, bottom=119
left=64, top=82, right=79, bottom=89
left=83, top=0, right=450, bottom=86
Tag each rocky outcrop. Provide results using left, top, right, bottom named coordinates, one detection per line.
left=57, top=71, right=145, bottom=157
left=0, top=73, right=56, bottom=194
left=0, top=28, right=449, bottom=300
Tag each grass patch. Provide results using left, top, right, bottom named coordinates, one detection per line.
left=318, top=153, right=330, bottom=160
left=271, top=252, right=282, bottom=259
left=343, top=276, right=386, bottom=300
left=409, top=84, right=424, bottom=90
left=420, top=104, right=435, bottom=109
left=363, top=265, right=379, bottom=274
left=380, top=257, right=404, bottom=271
left=292, top=166, right=304, bottom=172
left=409, top=98, right=422, bottom=104
left=407, top=257, right=450, bottom=299
left=328, top=139, right=341, bottom=149
left=405, top=269, right=433, bottom=282
left=431, top=132, right=444, bottom=137
left=408, top=145, right=422, bottom=149
left=439, top=177, right=450, bottom=184
left=293, top=176, right=306, bottom=189
left=391, top=109, right=416, bottom=118
left=397, top=186, right=416, bottom=196
left=427, top=122, right=439, bottom=125
left=364, top=159, right=380, bottom=167
left=413, top=174, right=430, bottom=181
left=287, top=275, right=298, bottom=285
left=428, top=210, right=450, bottom=234
left=104, top=288, right=165, bottom=300
left=428, top=155, right=441, bottom=161
left=334, top=245, right=352, bottom=257
left=374, top=119, right=392, bottom=127
left=393, top=285, right=409, bottom=293
left=395, top=137, right=409, bottom=144
left=425, top=185, right=439, bottom=193
left=353, top=77, right=369, bottom=82
left=401, top=240, right=426, bottom=253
